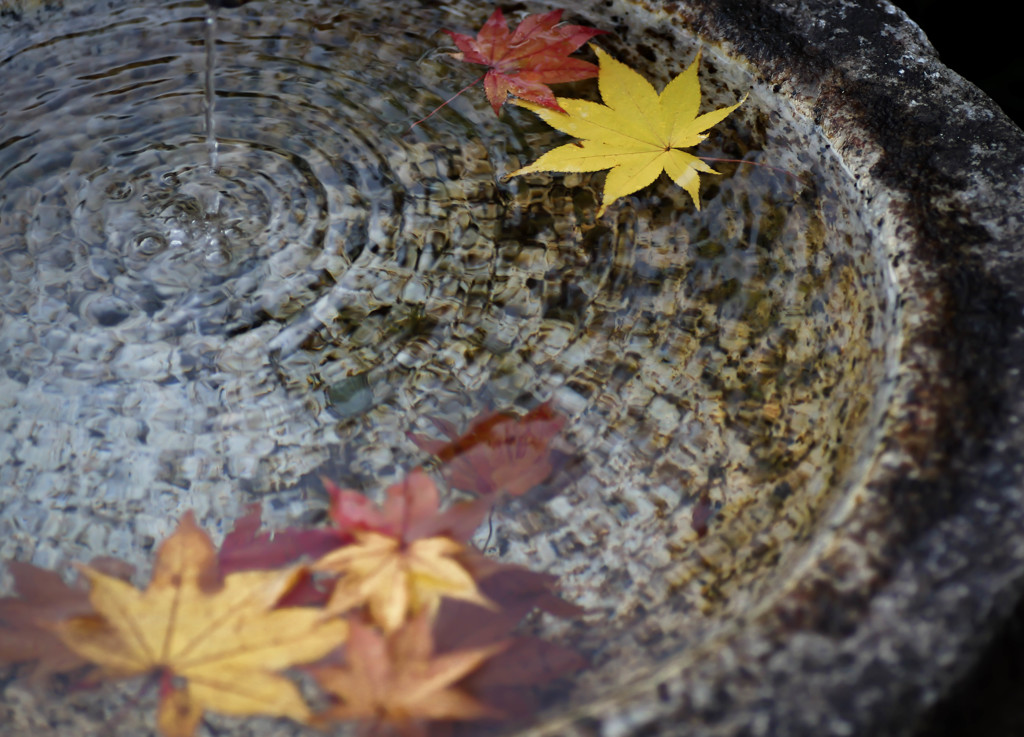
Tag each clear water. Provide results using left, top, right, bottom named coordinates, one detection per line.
left=0, top=0, right=894, bottom=732
left=204, top=8, right=219, bottom=171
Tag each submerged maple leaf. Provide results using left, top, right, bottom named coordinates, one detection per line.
left=323, top=468, right=494, bottom=544
left=508, top=47, right=746, bottom=215
left=432, top=570, right=587, bottom=719
left=313, top=531, right=493, bottom=634
left=313, top=532, right=493, bottom=634
left=312, top=615, right=505, bottom=735
left=0, top=557, right=133, bottom=683
left=407, top=401, right=566, bottom=498
left=313, top=469, right=496, bottom=633
left=444, top=8, right=607, bottom=115
left=52, top=513, right=348, bottom=737
left=218, top=470, right=490, bottom=579
left=218, top=502, right=340, bottom=576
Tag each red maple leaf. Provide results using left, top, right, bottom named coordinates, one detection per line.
left=218, top=471, right=490, bottom=572
left=0, top=557, right=133, bottom=683
left=408, top=402, right=567, bottom=498
left=218, top=503, right=340, bottom=574
left=433, top=573, right=587, bottom=725
left=323, top=468, right=495, bottom=544
left=217, top=472, right=496, bottom=609
left=444, top=8, right=607, bottom=115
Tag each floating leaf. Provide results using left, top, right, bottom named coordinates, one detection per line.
left=444, top=8, right=607, bottom=115
left=508, top=48, right=746, bottom=214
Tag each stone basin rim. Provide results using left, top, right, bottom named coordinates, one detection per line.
left=526, top=1, right=1024, bottom=737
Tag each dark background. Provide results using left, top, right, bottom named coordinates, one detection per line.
left=893, top=0, right=1023, bottom=126
left=884, top=3, right=1024, bottom=736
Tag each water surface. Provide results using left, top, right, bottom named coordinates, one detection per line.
left=0, top=0, right=894, bottom=731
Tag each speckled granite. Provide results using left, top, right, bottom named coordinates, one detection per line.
left=529, top=1, right=1024, bottom=736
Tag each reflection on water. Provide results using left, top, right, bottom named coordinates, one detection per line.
left=0, top=0, right=894, bottom=730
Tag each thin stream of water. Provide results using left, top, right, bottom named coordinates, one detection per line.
left=204, top=8, right=219, bottom=172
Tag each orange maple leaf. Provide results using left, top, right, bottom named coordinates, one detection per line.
left=312, top=531, right=494, bottom=634
left=444, top=8, right=607, bottom=115
left=52, top=513, right=348, bottom=737
left=407, top=401, right=567, bottom=497
left=311, top=614, right=505, bottom=735
left=312, top=475, right=496, bottom=634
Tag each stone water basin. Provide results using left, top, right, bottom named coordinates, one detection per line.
left=3, top=0, right=1024, bottom=735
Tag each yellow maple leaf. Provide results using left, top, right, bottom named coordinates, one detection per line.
left=508, top=46, right=745, bottom=215
left=53, top=513, right=348, bottom=737
left=311, top=615, right=505, bottom=734
left=312, top=530, right=494, bottom=634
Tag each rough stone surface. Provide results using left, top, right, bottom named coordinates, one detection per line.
left=532, top=1, right=1024, bottom=737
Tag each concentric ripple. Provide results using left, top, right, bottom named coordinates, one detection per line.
left=1, top=0, right=896, bottom=733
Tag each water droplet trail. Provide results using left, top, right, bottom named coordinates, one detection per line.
left=204, top=7, right=219, bottom=173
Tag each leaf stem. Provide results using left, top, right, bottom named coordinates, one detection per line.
left=407, top=74, right=486, bottom=133
left=698, top=156, right=799, bottom=179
